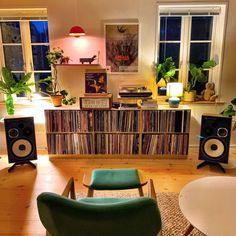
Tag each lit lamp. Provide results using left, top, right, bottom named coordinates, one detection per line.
left=69, top=26, right=85, bottom=37
left=167, top=82, right=183, bottom=108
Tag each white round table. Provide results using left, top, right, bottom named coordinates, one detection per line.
left=179, top=176, right=236, bottom=236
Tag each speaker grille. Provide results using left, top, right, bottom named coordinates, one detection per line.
left=199, top=114, right=232, bottom=164
left=4, top=117, right=37, bottom=163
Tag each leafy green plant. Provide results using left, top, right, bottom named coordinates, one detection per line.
left=186, top=60, right=217, bottom=92
left=155, top=57, right=176, bottom=84
left=222, top=97, right=236, bottom=130
left=0, top=67, right=33, bottom=95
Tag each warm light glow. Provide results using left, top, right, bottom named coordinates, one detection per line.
left=69, top=26, right=85, bottom=37
left=167, top=82, right=183, bottom=97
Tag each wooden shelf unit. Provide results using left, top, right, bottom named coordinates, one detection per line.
left=44, top=107, right=191, bottom=159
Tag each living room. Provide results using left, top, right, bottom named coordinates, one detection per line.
left=0, top=0, right=236, bottom=235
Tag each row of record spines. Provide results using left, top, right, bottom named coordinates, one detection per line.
left=142, top=133, right=189, bottom=155
left=45, top=110, right=93, bottom=133
left=45, top=109, right=190, bottom=133
left=142, top=110, right=191, bottom=133
left=47, top=133, right=94, bottom=154
left=46, top=133, right=140, bottom=155
left=95, top=134, right=139, bottom=154
left=45, top=110, right=140, bottom=132
left=94, top=110, right=139, bottom=132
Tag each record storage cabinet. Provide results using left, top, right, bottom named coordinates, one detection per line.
left=44, top=107, right=191, bottom=159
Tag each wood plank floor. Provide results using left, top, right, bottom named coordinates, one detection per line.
left=0, top=147, right=236, bottom=236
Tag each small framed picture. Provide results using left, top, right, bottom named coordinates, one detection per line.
left=105, top=22, right=139, bottom=73
left=85, top=69, right=107, bottom=94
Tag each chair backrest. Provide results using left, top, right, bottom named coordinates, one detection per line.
left=37, top=192, right=162, bottom=236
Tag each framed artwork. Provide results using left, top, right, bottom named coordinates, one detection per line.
left=105, top=23, right=139, bottom=73
left=85, top=69, right=107, bottom=93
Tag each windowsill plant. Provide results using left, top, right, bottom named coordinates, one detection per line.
left=155, top=57, right=176, bottom=96
left=183, top=59, right=217, bottom=102
left=0, top=67, right=33, bottom=115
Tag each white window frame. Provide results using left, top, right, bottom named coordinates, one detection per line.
left=156, top=3, right=228, bottom=96
left=0, top=9, right=50, bottom=98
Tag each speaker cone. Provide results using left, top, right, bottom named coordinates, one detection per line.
left=202, top=138, right=225, bottom=159
left=12, top=139, right=33, bottom=158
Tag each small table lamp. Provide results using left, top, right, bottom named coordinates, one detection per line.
left=167, top=82, right=183, bottom=108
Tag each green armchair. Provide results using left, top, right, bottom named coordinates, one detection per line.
left=37, top=178, right=162, bottom=236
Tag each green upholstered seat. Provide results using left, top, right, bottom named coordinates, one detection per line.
left=37, top=192, right=162, bottom=236
left=90, top=168, right=141, bottom=190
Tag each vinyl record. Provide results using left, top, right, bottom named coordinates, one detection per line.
left=12, top=139, right=33, bottom=158
left=202, top=138, right=225, bottom=158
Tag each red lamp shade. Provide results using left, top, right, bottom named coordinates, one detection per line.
left=69, top=26, right=85, bottom=37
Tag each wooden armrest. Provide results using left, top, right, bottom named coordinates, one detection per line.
left=82, top=174, right=91, bottom=188
left=62, top=177, right=76, bottom=199
left=147, top=179, right=157, bottom=201
left=138, top=170, right=148, bottom=186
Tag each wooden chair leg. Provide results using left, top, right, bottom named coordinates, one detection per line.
left=138, top=186, right=144, bottom=196
left=87, top=188, right=94, bottom=197
left=183, top=223, right=194, bottom=236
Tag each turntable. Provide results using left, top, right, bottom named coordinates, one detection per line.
left=119, top=84, right=152, bottom=97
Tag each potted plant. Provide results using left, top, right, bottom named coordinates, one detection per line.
left=155, top=57, right=176, bottom=95
left=38, top=47, right=75, bottom=107
left=183, top=59, right=217, bottom=102
left=0, top=67, right=33, bottom=115
left=222, top=97, right=236, bottom=131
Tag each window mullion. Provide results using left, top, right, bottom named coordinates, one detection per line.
left=0, top=24, right=4, bottom=68
left=20, top=21, right=35, bottom=92
left=180, top=16, right=191, bottom=87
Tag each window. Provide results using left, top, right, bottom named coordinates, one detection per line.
left=0, top=9, right=51, bottom=97
left=156, top=4, right=227, bottom=95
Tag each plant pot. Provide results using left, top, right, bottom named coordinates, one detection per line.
left=50, top=95, right=63, bottom=107
left=183, top=90, right=196, bottom=102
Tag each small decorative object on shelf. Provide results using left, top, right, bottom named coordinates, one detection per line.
left=80, top=93, right=112, bottom=110
left=80, top=55, right=97, bottom=64
left=167, top=82, right=183, bottom=108
left=200, top=82, right=217, bottom=101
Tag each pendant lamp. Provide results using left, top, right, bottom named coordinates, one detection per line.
left=69, top=26, right=85, bottom=37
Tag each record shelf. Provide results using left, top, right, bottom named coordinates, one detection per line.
left=44, top=106, right=191, bottom=159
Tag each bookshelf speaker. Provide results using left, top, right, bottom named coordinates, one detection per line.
left=4, top=117, right=37, bottom=169
left=198, top=114, right=232, bottom=172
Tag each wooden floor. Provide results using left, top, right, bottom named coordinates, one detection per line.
left=0, top=147, right=236, bottom=236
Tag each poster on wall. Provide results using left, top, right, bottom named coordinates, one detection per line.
left=105, top=23, right=139, bottom=73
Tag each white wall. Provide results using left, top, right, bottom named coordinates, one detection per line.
left=0, top=0, right=235, bottom=150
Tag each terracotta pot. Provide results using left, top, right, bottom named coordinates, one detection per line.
left=183, top=91, right=196, bottom=102
left=50, top=95, right=63, bottom=107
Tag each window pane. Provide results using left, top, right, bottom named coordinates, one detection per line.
left=159, top=43, right=180, bottom=67
left=30, top=21, right=49, bottom=43
left=4, top=45, right=24, bottom=71
left=189, top=43, right=211, bottom=66
left=32, top=45, right=50, bottom=70
left=160, top=17, right=181, bottom=41
left=191, top=16, right=213, bottom=40
left=34, top=72, right=51, bottom=96
left=0, top=22, right=21, bottom=43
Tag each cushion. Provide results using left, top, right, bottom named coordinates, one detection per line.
left=90, top=168, right=141, bottom=190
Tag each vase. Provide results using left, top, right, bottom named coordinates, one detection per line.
left=5, top=94, right=15, bottom=115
